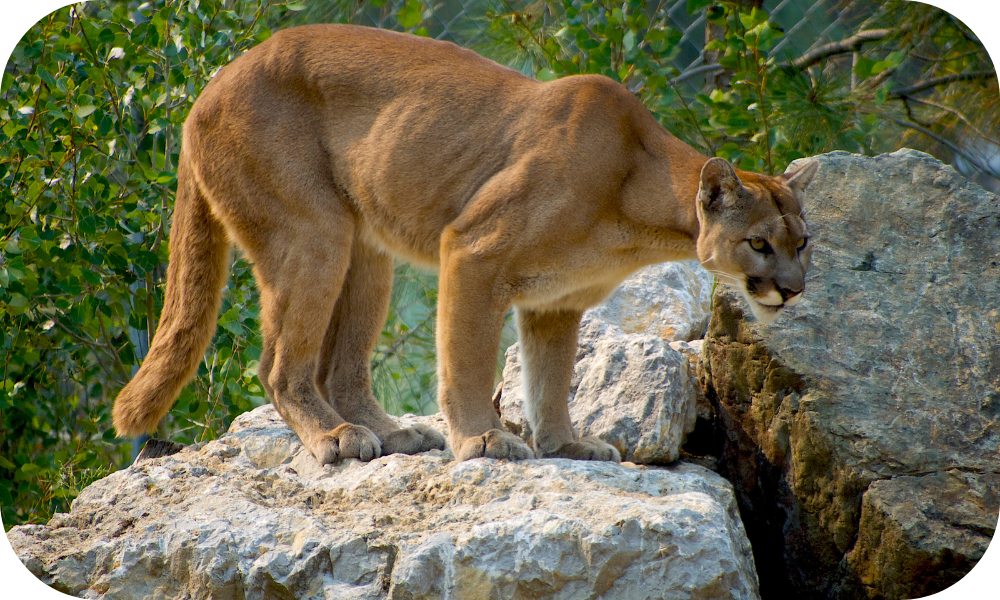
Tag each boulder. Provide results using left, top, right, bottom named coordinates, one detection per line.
left=701, top=149, right=1000, bottom=599
left=498, top=261, right=712, bottom=464
left=583, top=261, right=715, bottom=342
left=842, top=470, right=1000, bottom=600
left=9, top=405, right=761, bottom=600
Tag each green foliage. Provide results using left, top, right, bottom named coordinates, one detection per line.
left=284, top=0, right=433, bottom=38
left=2, top=0, right=305, bottom=529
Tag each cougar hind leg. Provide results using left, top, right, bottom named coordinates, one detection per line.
left=316, top=239, right=446, bottom=456
left=233, top=200, right=382, bottom=465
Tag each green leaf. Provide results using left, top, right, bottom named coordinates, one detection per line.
left=398, top=0, right=423, bottom=28
left=218, top=306, right=240, bottom=324
left=75, top=105, right=97, bottom=118
left=79, top=215, right=99, bottom=235
left=221, top=320, right=244, bottom=336
left=536, top=68, right=558, bottom=82
left=853, top=56, right=876, bottom=79
left=254, top=28, right=272, bottom=43
left=706, top=4, right=727, bottom=24
left=646, top=74, right=666, bottom=92
left=869, top=60, right=891, bottom=76
left=135, top=251, right=159, bottom=273
left=286, top=1, right=307, bottom=10
left=38, top=66, right=58, bottom=88
left=6, top=294, right=29, bottom=315
left=0, top=71, right=12, bottom=94
left=644, top=29, right=665, bottom=43
left=739, top=8, right=770, bottom=29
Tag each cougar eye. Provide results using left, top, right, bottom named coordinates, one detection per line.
left=748, top=237, right=771, bottom=254
left=797, top=237, right=809, bottom=251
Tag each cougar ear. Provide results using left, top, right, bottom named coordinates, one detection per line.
left=699, top=157, right=741, bottom=211
left=782, top=159, right=819, bottom=195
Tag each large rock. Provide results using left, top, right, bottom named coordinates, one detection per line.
left=842, top=470, right=1000, bottom=600
left=701, top=149, right=1000, bottom=599
left=9, top=405, right=760, bottom=600
left=499, top=261, right=712, bottom=463
left=583, top=261, right=715, bottom=342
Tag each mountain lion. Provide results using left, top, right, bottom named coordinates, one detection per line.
left=113, top=24, right=817, bottom=464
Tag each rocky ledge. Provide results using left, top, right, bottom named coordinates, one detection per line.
left=9, top=406, right=759, bottom=600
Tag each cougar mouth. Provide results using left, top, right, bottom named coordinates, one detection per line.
left=714, top=274, right=792, bottom=323
left=744, top=287, right=785, bottom=323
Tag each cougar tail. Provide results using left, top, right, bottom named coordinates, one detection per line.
left=113, top=154, right=230, bottom=438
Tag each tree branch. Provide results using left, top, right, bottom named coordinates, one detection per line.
left=371, top=313, right=435, bottom=372
left=873, top=110, right=993, bottom=174
left=902, top=95, right=1000, bottom=146
left=668, top=64, right=725, bottom=86
left=784, top=29, right=894, bottom=70
left=888, top=70, right=997, bottom=98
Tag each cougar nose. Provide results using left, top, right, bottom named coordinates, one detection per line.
left=780, top=285, right=804, bottom=306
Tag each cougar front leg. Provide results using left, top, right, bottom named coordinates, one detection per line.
left=516, top=307, right=620, bottom=462
left=254, top=225, right=381, bottom=465
left=437, top=233, right=533, bottom=461
left=315, top=240, right=446, bottom=456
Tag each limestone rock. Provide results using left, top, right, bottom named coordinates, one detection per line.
left=702, top=149, right=1000, bottom=599
left=842, top=470, right=1000, bottom=600
left=669, top=339, right=711, bottom=423
left=9, top=405, right=760, bottom=600
left=584, top=261, right=715, bottom=342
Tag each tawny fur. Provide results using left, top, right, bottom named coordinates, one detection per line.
left=112, top=24, right=817, bottom=464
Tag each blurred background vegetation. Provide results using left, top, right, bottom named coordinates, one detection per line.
left=1, top=0, right=996, bottom=529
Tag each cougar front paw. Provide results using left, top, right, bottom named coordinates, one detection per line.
left=542, top=436, right=621, bottom=462
left=453, top=429, right=534, bottom=461
left=380, top=424, right=447, bottom=456
left=313, top=423, right=382, bottom=464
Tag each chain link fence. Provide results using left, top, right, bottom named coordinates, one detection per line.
left=338, top=1, right=899, bottom=84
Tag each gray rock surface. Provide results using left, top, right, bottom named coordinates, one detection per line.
left=498, top=261, right=711, bottom=464
left=843, top=470, right=1000, bottom=600
left=9, top=405, right=760, bottom=600
left=701, top=149, right=1000, bottom=599
left=584, top=261, right=715, bottom=343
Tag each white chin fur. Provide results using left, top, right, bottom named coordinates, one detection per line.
left=734, top=288, right=783, bottom=324
left=757, top=290, right=784, bottom=306
left=748, top=300, right=782, bottom=324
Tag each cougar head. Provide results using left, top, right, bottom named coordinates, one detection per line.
left=695, top=157, right=819, bottom=323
